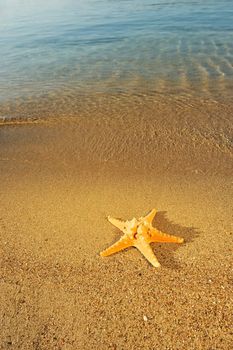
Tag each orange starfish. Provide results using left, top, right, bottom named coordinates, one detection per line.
left=100, top=209, right=184, bottom=267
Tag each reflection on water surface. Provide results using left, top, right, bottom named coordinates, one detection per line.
left=0, top=0, right=233, bottom=109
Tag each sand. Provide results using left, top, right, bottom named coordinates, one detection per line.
left=0, top=94, right=232, bottom=349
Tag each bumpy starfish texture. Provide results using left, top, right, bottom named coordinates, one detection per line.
left=100, top=209, right=184, bottom=267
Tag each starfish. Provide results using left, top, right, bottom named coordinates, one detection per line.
left=100, top=209, right=184, bottom=267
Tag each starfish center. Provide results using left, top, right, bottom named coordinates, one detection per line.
left=138, top=224, right=147, bottom=235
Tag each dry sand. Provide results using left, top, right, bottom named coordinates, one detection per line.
left=0, top=94, right=232, bottom=349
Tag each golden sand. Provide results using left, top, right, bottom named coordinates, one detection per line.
left=0, top=95, right=232, bottom=349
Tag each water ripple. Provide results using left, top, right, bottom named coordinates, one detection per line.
left=0, top=0, right=233, bottom=108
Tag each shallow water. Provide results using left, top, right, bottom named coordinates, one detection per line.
left=0, top=0, right=233, bottom=110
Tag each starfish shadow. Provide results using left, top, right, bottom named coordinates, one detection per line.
left=151, top=211, right=199, bottom=269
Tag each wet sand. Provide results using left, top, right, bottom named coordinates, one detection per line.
left=0, top=95, right=232, bottom=349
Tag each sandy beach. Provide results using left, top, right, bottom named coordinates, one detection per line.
left=0, top=95, right=232, bottom=349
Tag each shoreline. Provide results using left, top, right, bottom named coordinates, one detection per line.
left=1, top=89, right=233, bottom=120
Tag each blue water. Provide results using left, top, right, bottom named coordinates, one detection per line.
left=0, top=0, right=233, bottom=104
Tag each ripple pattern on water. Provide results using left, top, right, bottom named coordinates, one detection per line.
left=0, top=0, right=233, bottom=108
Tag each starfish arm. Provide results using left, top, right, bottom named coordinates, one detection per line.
left=135, top=239, right=161, bottom=267
left=100, top=235, right=132, bottom=257
left=150, top=228, right=184, bottom=243
left=107, top=216, right=126, bottom=232
left=140, top=209, right=157, bottom=224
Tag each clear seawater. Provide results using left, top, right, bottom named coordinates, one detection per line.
left=0, top=0, right=233, bottom=106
